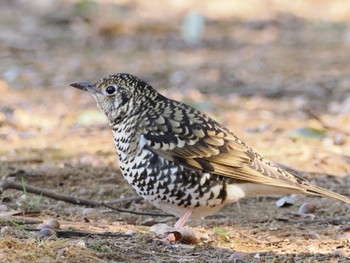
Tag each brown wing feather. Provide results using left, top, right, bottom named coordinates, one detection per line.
left=139, top=100, right=350, bottom=203
left=140, top=101, right=288, bottom=184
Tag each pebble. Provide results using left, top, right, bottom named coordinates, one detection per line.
left=47, top=219, right=60, bottom=229
left=298, top=203, right=316, bottom=214
left=19, top=194, right=27, bottom=202
left=333, top=133, right=346, bottom=146
left=39, top=228, right=56, bottom=237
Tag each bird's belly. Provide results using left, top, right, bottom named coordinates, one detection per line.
left=118, top=147, right=246, bottom=217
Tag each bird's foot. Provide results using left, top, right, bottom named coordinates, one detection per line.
left=150, top=223, right=205, bottom=244
left=151, top=224, right=181, bottom=243
left=160, top=232, right=179, bottom=243
left=152, top=209, right=197, bottom=243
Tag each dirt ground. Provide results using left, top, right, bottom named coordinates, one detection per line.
left=1, top=1, right=350, bottom=262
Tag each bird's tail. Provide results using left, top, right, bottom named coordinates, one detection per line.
left=305, top=184, right=350, bottom=204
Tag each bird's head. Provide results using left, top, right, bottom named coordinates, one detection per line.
left=70, top=73, right=157, bottom=124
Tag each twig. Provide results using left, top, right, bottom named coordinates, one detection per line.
left=23, top=228, right=131, bottom=238
left=0, top=179, right=172, bottom=217
left=101, top=202, right=171, bottom=216
left=0, top=215, right=43, bottom=225
left=5, top=158, right=43, bottom=164
left=6, top=169, right=42, bottom=179
left=104, top=196, right=143, bottom=204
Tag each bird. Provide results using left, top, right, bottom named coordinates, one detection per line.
left=70, top=73, right=350, bottom=231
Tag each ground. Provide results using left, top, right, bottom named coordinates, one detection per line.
left=1, top=1, right=350, bottom=262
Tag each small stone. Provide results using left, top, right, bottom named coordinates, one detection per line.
left=229, top=251, right=251, bottom=261
left=276, top=196, right=295, bottom=207
left=333, top=133, right=346, bottom=146
left=39, top=228, right=56, bottom=237
left=1, top=226, right=14, bottom=237
left=125, top=230, right=138, bottom=236
left=298, top=203, right=316, bottom=214
left=47, top=219, right=60, bottom=229
left=37, top=224, right=55, bottom=230
left=333, top=248, right=349, bottom=258
left=19, top=194, right=27, bottom=202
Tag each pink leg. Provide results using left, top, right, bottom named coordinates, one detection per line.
left=174, top=209, right=193, bottom=228
left=162, top=209, right=193, bottom=243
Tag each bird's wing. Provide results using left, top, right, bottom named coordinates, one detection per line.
left=138, top=101, right=308, bottom=192
left=138, top=101, right=350, bottom=203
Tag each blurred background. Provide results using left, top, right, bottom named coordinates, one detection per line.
left=1, top=0, right=350, bottom=97
left=1, top=1, right=350, bottom=261
left=1, top=0, right=350, bottom=171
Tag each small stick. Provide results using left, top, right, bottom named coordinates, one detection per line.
left=0, top=216, right=43, bottom=225
left=104, top=196, right=143, bottom=204
left=23, top=228, right=131, bottom=238
left=5, top=158, right=44, bottom=164
left=0, top=179, right=172, bottom=217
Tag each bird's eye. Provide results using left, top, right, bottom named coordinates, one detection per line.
left=105, top=85, right=116, bottom=95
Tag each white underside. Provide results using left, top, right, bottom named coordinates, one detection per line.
left=152, top=183, right=300, bottom=219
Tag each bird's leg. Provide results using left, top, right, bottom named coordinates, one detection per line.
left=163, top=209, right=193, bottom=243
left=174, top=209, right=193, bottom=228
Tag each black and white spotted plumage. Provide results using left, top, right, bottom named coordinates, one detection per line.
left=71, top=73, right=350, bottom=224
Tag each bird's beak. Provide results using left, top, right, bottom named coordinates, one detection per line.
left=70, top=82, right=101, bottom=94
